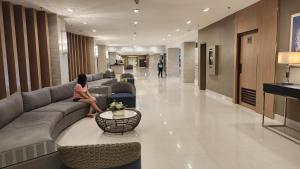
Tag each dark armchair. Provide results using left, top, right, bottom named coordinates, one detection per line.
left=110, top=82, right=136, bottom=108
left=120, top=73, right=135, bottom=85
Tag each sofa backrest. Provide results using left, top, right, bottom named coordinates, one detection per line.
left=92, top=73, right=103, bottom=81
left=50, top=82, right=76, bottom=102
left=0, top=92, right=23, bottom=129
left=22, top=88, right=52, bottom=112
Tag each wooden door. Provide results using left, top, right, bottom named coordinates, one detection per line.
left=239, top=32, right=258, bottom=110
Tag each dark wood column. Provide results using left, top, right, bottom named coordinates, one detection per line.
left=0, top=2, right=10, bottom=98
left=2, top=2, right=20, bottom=94
left=37, top=11, right=52, bottom=87
left=14, top=5, right=31, bottom=92
left=26, top=8, right=41, bottom=90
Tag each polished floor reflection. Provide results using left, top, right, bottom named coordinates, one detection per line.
left=56, top=73, right=300, bottom=169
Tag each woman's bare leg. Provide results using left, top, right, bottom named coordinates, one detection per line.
left=79, top=99, right=95, bottom=117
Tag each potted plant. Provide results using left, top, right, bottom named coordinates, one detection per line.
left=109, top=101, right=126, bottom=116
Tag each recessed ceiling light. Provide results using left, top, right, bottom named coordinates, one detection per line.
left=162, top=38, right=166, bottom=41
left=66, top=8, right=73, bottom=12
left=186, top=20, right=192, bottom=25
left=92, top=29, right=96, bottom=33
left=133, top=9, right=140, bottom=14
left=168, top=34, right=171, bottom=37
left=176, top=29, right=180, bottom=32
left=134, top=21, right=138, bottom=25
left=83, top=22, right=88, bottom=25
left=203, top=8, right=210, bottom=12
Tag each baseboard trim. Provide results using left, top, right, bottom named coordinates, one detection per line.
left=205, top=89, right=233, bottom=102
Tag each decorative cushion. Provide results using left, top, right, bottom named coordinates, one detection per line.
left=50, top=82, right=76, bottom=102
left=86, top=75, right=93, bottom=82
left=0, top=93, right=23, bottom=129
left=22, top=88, right=52, bottom=112
left=92, top=73, right=103, bottom=81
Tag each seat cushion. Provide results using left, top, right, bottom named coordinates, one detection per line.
left=0, top=92, right=23, bottom=129
left=22, top=88, right=52, bottom=112
left=50, top=82, right=76, bottom=102
left=31, top=101, right=88, bottom=116
left=4, top=111, right=63, bottom=132
left=111, top=93, right=134, bottom=98
left=0, top=111, right=62, bottom=153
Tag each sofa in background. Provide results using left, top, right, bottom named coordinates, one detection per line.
left=0, top=72, right=124, bottom=169
left=109, top=82, right=136, bottom=108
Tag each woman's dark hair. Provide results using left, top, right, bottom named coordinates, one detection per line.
left=77, top=74, right=87, bottom=88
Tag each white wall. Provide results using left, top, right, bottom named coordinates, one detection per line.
left=181, top=42, right=196, bottom=83
left=167, top=48, right=180, bottom=76
left=97, top=45, right=107, bottom=73
left=48, top=14, right=69, bottom=84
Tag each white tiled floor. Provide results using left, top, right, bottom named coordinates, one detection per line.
left=56, top=72, right=300, bottom=169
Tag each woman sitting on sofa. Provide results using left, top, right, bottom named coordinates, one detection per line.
left=73, top=74, right=103, bottom=118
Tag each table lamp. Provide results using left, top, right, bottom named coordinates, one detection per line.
left=278, top=52, right=300, bottom=84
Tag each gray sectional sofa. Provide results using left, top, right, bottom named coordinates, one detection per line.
left=0, top=73, right=117, bottom=169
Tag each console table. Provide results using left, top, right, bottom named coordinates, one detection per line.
left=262, top=83, right=300, bottom=142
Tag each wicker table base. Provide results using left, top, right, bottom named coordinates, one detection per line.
left=95, top=109, right=141, bottom=133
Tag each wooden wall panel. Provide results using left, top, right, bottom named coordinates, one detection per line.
left=14, top=5, right=31, bottom=92
left=37, top=11, right=52, bottom=87
left=75, top=34, right=79, bottom=75
left=67, top=33, right=71, bottom=81
left=87, top=37, right=92, bottom=74
left=71, top=33, right=76, bottom=79
left=66, top=32, right=94, bottom=78
left=78, top=35, right=83, bottom=74
left=2, top=2, right=20, bottom=94
left=256, top=0, right=278, bottom=117
left=233, top=0, right=278, bottom=117
left=82, top=37, right=87, bottom=73
left=0, top=2, right=10, bottom=98
left=26, top=8, right=41, bottom=90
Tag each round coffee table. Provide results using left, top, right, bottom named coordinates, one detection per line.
left=95, top=109, right=141, bottom=134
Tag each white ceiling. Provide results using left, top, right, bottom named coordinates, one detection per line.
left=9, top=0, right=259, bottom=47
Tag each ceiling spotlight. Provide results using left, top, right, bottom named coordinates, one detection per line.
left=92, top=29, right=96, bottom=33
left=134, top=9, right=140, bottom=14
left=203, top=8, right=210, bottom=12
left=176, top=29, right=180, bottom=32
left=168, top=34, right=171, bottom=37
left=186, top=20, right=192, bottom=25
left=83, top=22, right=88, bottom=25
left=162, top=38, right=166, bottom=41
left=66, top=8, right=73, bottom=12
left=134, top=21, right=139, bottom=25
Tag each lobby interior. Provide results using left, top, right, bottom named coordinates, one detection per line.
left=1, top=0, right=300, bottom=169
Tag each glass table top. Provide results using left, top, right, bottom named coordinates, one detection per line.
left=100, top=110, right=137, bottom=120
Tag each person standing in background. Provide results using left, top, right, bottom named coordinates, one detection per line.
left=157, top=60, right=164, bottom=78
